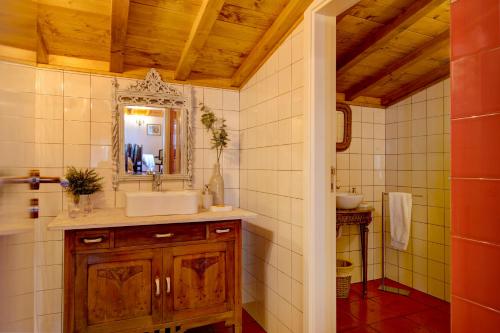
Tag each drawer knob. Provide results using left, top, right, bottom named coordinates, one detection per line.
left=215, top=228, right=231, bottom=234
left=82, top=237, right=103, bottom=244
left=155, top=233, right=174, bottom=238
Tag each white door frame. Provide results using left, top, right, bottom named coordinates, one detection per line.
left=303, top=1, right=359, bottom=332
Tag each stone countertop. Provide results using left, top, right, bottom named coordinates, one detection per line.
left=48, top=208, right=258, bottom=231
left=336, top=206, right=375, bottom=214
left=336, top=206, right=374, bottom=226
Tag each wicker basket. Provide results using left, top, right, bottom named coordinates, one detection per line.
left=336, top=259, right=354, bottom=298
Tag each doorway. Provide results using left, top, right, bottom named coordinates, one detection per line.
left=303, top=0, right=452, bottom=332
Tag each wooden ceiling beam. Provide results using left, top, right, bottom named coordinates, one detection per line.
left=382, top=62, right=450, bottom=106
left=345, top=29, right=449, bottom=101
left=32, top=54, right=236, bottom=89
left=36, top=23, right=49, bottom=64
left=336, top=12, right=350, bottom=24
left=231, top=0, right=313, bottom=87
left=110, top=0, right=130, bottom=73
left=336, top=0, right=447, bottom=78
left=336, top=93, right=383, bottom=109
left=174, top=0, right=226, bottom=81
left=336, top=2, right=357, bottom=24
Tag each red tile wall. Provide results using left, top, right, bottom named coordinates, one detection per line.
left=451, top=0, right=500, bottom=331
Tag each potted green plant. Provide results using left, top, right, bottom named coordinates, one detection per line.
left=62, top=167, right=103, bottom=217
left=200, top=104, right=230, bottom=206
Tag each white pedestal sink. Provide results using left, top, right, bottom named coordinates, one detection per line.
left=125, top=191, right=199, bottom=217
left=336, top=192, right=364, bottom=209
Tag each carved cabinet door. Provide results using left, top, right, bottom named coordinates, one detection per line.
left=165, top=242, right=235, bottom=321
left=74, top=249, right=163, bottom=333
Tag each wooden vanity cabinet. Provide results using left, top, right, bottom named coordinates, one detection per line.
left=64, top=220, right=241, bottom=333
left=74, top=249, right=163, bottom=332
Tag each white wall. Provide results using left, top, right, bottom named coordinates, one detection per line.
left=0, top=62, right=37, bottom=331
left=335, top=105, right=385, bottom=283
left=0, top=44, right=451, bottom=333
left=0, top=60, right=240, bottom=332
left=239, top=23, right=305, bottom=333
left=124, top=114, right=164, bottom=156
left=335, top=79, right=451, bottom=302
left=385, top=79, right=451, bottom=301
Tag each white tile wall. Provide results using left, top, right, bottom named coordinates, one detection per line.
left=0, top=61, right=240, bottom=332
left=385, top=80, right=451, bottom=301
left=0, top=62, right=37, bottom=332
left=0, top=49, right=451, bottom=333
left=336, top=105, right=386, bottom=283
left=240, top=23, right=304, bottom=333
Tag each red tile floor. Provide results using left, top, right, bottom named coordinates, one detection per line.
left=188, top=279, right=450, bottom=333
left=338, top=279, right=451, bottom=333
left=186, top=310, right=266, bottom=333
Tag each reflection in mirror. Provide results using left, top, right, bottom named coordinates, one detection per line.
left=167, top=109, right=182, bottom=174
left=336, top=111, right=345, bottom=143
left=124, top=106, right=182, bottom=175
left=336, top=102, right=352, bottom=152
left=124, top=106, right=165, bottom=175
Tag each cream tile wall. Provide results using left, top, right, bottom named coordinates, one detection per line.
left=0, top=61, right=37, bottom=332
left=0, top=48, right=451, bottom=333
left=0, top=61, right=240, bottom=332
left=385, top=79, right=451, bottom=301
left=335, top=106, right=386, bottom=283
left=239, top=24, right=304, bottom=333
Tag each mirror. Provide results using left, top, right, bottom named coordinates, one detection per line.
left=112, top=69, right=193, bottom=189
left=123, top=106, right=183, bottom=175
left=336, top=110, right=345, bottom=142
left=336, top=102, right=352, bottom=152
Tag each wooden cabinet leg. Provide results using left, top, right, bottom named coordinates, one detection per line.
left=360, top=224, right=369, bottom=297
left=234, top=325, right=242, bottom=333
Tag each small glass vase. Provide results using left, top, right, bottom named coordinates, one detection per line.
left=80, top=194, right=93, bottom=216
left=68, top=195, right=81, bottom=218
left=209, top=162, right=224, bottom=206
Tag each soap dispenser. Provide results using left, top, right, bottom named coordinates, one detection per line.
left=202, top=185, right=213, bottom=210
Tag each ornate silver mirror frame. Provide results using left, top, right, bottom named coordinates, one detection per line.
left=112, top=68, right=193, bottom=190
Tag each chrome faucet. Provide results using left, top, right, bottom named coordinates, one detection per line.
left=152, top=173, right=162, bottom=192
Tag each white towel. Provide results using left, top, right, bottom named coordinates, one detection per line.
left=388, top=192, right=412, bottom=251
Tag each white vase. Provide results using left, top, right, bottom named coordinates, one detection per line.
left=209, top=163, right=224, bottom=206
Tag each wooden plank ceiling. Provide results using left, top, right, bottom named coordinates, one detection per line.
left=0, top=0, right=450, bottom=106
left=337, top=0, right=451, bottom=107
left=0, top=0, right=312, bottom=89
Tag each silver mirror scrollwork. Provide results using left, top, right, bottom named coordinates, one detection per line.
left=112, top=68, right=193, bottom=190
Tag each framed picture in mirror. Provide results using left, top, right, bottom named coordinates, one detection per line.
left=147, top=124, right=161, bottom=136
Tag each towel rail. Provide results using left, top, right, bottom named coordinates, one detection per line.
left=0, top=169, right=62, bottom=219
left=0, top=169, right=61, bottom=190
left=379, top=192, right=422, bottom=296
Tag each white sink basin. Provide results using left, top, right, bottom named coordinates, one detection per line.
left=125, top=191, right=198, bottom=217
left=336, top=192, right=364, bottom=210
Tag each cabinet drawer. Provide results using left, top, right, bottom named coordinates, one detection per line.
left=208, top=221, right=238, bottom=240
left=114, top=223, right=206, bottom=248
left=74, top=230, right=110, bottom=251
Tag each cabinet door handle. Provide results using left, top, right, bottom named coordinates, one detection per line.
left=155, top=276, right=161, bottom=296
left=215, top=228, right=231, bottom=234
left=166, top=276, right=171, bottom=294
left=154, top=233, right=174, bottom=238
left=82, top=237, right=103, bottom=244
